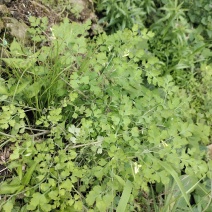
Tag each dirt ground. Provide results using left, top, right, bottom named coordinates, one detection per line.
left=0, top=0, right=98, bottom=43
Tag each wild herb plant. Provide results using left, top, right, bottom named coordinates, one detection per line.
left=183, top=0, right=212, bottom=40
left=0, top=17, right=211, bottom=211
left=95, top=0, right=211, bottom=74
left=95, top=0, right=147, bottom=32
left=1, top=17, right=91, bottom=120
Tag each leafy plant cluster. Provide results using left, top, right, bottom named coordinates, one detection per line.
left=95, top=0, right=212, bottom=71
left=95, top=0, right=212, bottom=39
left=0, top=1, right=211, bottom=211
left=183, top=0, right=212, bottom=40
left=95, top=0, right=156, bottom=32
left=95, top=0, right=212, bottom=129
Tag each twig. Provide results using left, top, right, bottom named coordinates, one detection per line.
left=31, top=130, right=50, bottom=138
left=66, top=141, right=102, bottom=150
left=0, top=167, right=8, bottom=174
left=0, top=130, right=50, bottom=139
left=30, top=0, right=51, bottom=14
left=0, top=132, right=15, bottom=138
left=24, top=127, right=49, bottom=132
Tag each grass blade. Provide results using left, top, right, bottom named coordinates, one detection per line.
left=116, top=180, right=133, bottom=212
left=148, top=154, right=193, bottom=211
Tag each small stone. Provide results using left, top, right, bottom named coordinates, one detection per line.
left=4, top=17, right=29, bottom=43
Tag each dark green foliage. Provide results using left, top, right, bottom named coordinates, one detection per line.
left=95, top=0, right=156, bottom=32
left=183, top=0, right=212, bottom=40
left=0, top=0, right=211, bottom=211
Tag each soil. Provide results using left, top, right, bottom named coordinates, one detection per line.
left=0, top=0, right=99, bottom=43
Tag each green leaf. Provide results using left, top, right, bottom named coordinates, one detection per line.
left=60, top=179, right=72, bottom=189
left=96, top=199, right=107, bottom=211
left=74, top=201, right=83, bottom=211
left=0, top=184, right=23, bottom=194
left=9, top=80, right=30, bottom=98
left=10, top=148, right=20, bottom=160
left=48, top=190, right=59, bottom=200
left=114, top=174, right=125, bottom=186
left=28, top=192, right=48, bottom=209
left=2, top=200, right=13, bottom=212
left=16, top=165, right=23, bottom=181
left=86, top=186, right=102, bottom=206
left=111, top=115, right=120, bottom=125
left=148, top=154, right=193, bottom=211
left=25, top=81, right=42, bottom=98
left=22, top=162, right=38, bottom=185
left=68, top=125, right=80, bottom=136
left=10, top=40, right=24, bottom=56
left=0, top=82, right=8, bottom=95
left=40, top=203, right=52, bottom=211
left=116, top=180, right=133, bottom=212
left=2, top=58, right=36, bottom=69
left=69, top=92, right=78, bottom=101
left=131, top=127, right=139, bottom=137
left=80, top=76, right=89, bottom=84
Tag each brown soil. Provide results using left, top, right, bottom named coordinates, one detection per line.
left=0, top=0, right=99, bottom=43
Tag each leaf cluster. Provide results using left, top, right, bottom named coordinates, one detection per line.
left=0, top=2, right=211, bottom=211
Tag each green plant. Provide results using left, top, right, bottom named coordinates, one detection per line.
left=0, top=18, right=211, bottom=211
left=95, top=0, right=147, bottom=32
left=186, top=63, right=212, bottom=127
left=149, top=0, right=202, bottom=74
left=95, top=0, right=212, bottom=75
left=182, top=0, right=212, bottom=40
left=93, top=0, right=212, bottom=210
left=1, top=17, right=91, bottom=120
left=150, top=174, right=212, bottom=212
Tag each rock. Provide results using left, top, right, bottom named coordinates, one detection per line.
left=3, top=17, right=29, bottom=43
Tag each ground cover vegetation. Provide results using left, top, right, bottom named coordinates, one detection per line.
left=0, top=0, right=211, bottom=211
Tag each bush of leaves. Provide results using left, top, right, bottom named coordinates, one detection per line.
left=0, top=17, right=211, bottom=211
